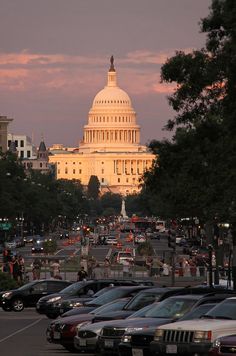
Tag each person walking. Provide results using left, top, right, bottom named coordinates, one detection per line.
left=103, top=258, right=110, bottom=278
left=50, top=260, right=61, bottom=278
left=77, top=266, right=88, bottom=281
left=32, top=258, right=42, bottom=280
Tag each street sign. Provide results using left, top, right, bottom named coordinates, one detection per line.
left=0, top=223, right=12, bottom=230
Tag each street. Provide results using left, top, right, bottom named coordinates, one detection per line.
left=0, top=308, right=94, bottom=356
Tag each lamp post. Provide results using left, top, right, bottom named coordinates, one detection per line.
left=16, top=214, right=24, bottom=240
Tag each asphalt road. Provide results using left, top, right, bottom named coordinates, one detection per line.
left=0, top=308, right=95, bottom=356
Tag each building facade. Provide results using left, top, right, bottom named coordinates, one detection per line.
left=7, top=134, right=37, bottom=159
left=49, top=58, right=155, bottom=195
left=0, top=116, right=13, bottom=153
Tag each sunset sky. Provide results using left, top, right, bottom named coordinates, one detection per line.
left=0, top=0, right=211, bottom=147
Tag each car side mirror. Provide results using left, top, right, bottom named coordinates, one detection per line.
left=29, top=287, right=34, bottom=293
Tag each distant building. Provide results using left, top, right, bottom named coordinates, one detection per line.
left=7, top=134, right=37, bottom=159
left=22, top=139, right=51, bottom=174
left=49, top=57, right=155, bottom=195
left=0, top=115, right=13, bottom=153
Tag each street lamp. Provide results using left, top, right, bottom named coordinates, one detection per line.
left=16, top=214, right=24, bottom=240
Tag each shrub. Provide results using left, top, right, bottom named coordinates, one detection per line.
left=0, top=272, right=18, bottom=291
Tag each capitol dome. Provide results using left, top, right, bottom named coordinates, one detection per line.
left=79, top=57, right=142, bottom=154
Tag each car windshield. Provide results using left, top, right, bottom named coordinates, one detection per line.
left=204, top=299, right=236, bottom=319
left=58, top=282, right=85, bottom=296
left=124, top=292, right=161, bottom=311
left=179, top=303, right=216, bottom=321
left=129, top=298, right=196, bottom=319
left=128, top=303, right=155, bottom=318
left=86, top=288, right=130, bottom=306
left=16, top=281, right=36, bottom=291
left=91, top=299, right=129, bottom=315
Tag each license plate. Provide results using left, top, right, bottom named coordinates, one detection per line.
left=79, top=339, right=87, bottom=346
left=53, top=331, right=60, bottom=340
left=166, top=345, right=177, bottom=354
left=132, top=349, right=143, bottom=356
left=104, top=339, right=114, bottom=348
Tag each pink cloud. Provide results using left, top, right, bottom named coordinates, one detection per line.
left=0, top=50, right=191, bottom=95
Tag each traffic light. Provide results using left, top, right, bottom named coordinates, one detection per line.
left=168, top=230, right=176, bottom=249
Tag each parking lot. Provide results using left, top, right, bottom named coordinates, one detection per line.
left=0, top=308, right=94, bottom=356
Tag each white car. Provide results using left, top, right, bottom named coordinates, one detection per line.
left=134, top=234, right=146, bottom=244
left=151, top=297, right=236, bottom=355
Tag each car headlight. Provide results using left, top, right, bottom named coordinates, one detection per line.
left=121, top=335, right=132, bottom=343
left=75, top=321, right=91, bottom=335
left=213, top=338, right=221, bottom=348
left=47, top=296, right=61, bottom=303
left=69, top=301, right=82, bottom=308
left=2, top=292, right=12, bottom=299
left=194, top=330, right=212, bottom=342
left=154, top=329, right=164, bottom=341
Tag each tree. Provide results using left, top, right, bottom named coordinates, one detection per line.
left=87, top=175, right=100, bottom=200
left=100, top=192, right=122, bottom=215
left=142, top=0, right=236, bottom=285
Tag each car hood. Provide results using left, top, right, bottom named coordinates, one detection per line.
left=52, top=313, right=94, bottom=326
left=61, top=306, right=95, bottom=317
left=158, top=319, right=236, bottom=331
left=0, top=289, right=17, bottom=298
left=80, top=317, right=172, bottom=335
left=38, top=293, right=65, bottom=302
left=92, top=310, right=133, bottom=321
left=60, top=296, right=93, bottom=304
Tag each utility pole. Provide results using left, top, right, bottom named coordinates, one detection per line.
left=168, top=229, right=176, bottom=286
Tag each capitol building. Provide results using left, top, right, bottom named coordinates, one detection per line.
left=49, top=57, right=155, bottom=195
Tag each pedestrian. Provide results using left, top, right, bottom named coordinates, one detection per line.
left=32, top=258, right=42, bottom=280
left=103, top=258, right=110, bottom=278
left=93, top=263, right=103, bottom=279
left=122, top=259, right=130, bottom=277
left=11, top=256, right=20, bottom=282
left=50, top=259, right=61, bottom=278
left=77, top=266, right=88, bottom=281
left=17, top=255, right=25, bottom=283
left=162, top=261, right=170, bottom=276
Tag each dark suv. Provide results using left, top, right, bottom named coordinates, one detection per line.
left=0, top=279, right=71, bottom=312
left=36, top=279, right=153, bottom=319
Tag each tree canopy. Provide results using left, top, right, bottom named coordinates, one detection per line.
left=142, top=0, right=236, bottom=225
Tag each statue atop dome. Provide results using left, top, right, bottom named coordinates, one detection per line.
left=109, top=55, right=115, bottom=72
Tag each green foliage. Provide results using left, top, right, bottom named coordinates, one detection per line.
left=87, top=175, right=100, bottom=200
left=43, top=239, right=57, bottom=254
left=100, top=192, right=122, bottom=215
left=142, top=0, right=236, bottom=224
left=137, top=242, right=154, bottom=257
left=0, top=271, right=18, bottom=291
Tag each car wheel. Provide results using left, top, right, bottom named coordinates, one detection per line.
left=12, top=298, right=24, bottom=312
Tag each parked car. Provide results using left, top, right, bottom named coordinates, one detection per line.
left=47, top=298, right=130, bottom=352
left=98, top=292, right=236, bottom=356
left=0, top=279, right=71, bottom=312
left=36, top=279, right=150, bottom=319
left=118, top=303, right=218, bottom=356
left=91, top=287, right=180, bottom=323
left=209, top=333, right=236, bottom=356
left=150, top=296, right=236, bottom=356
